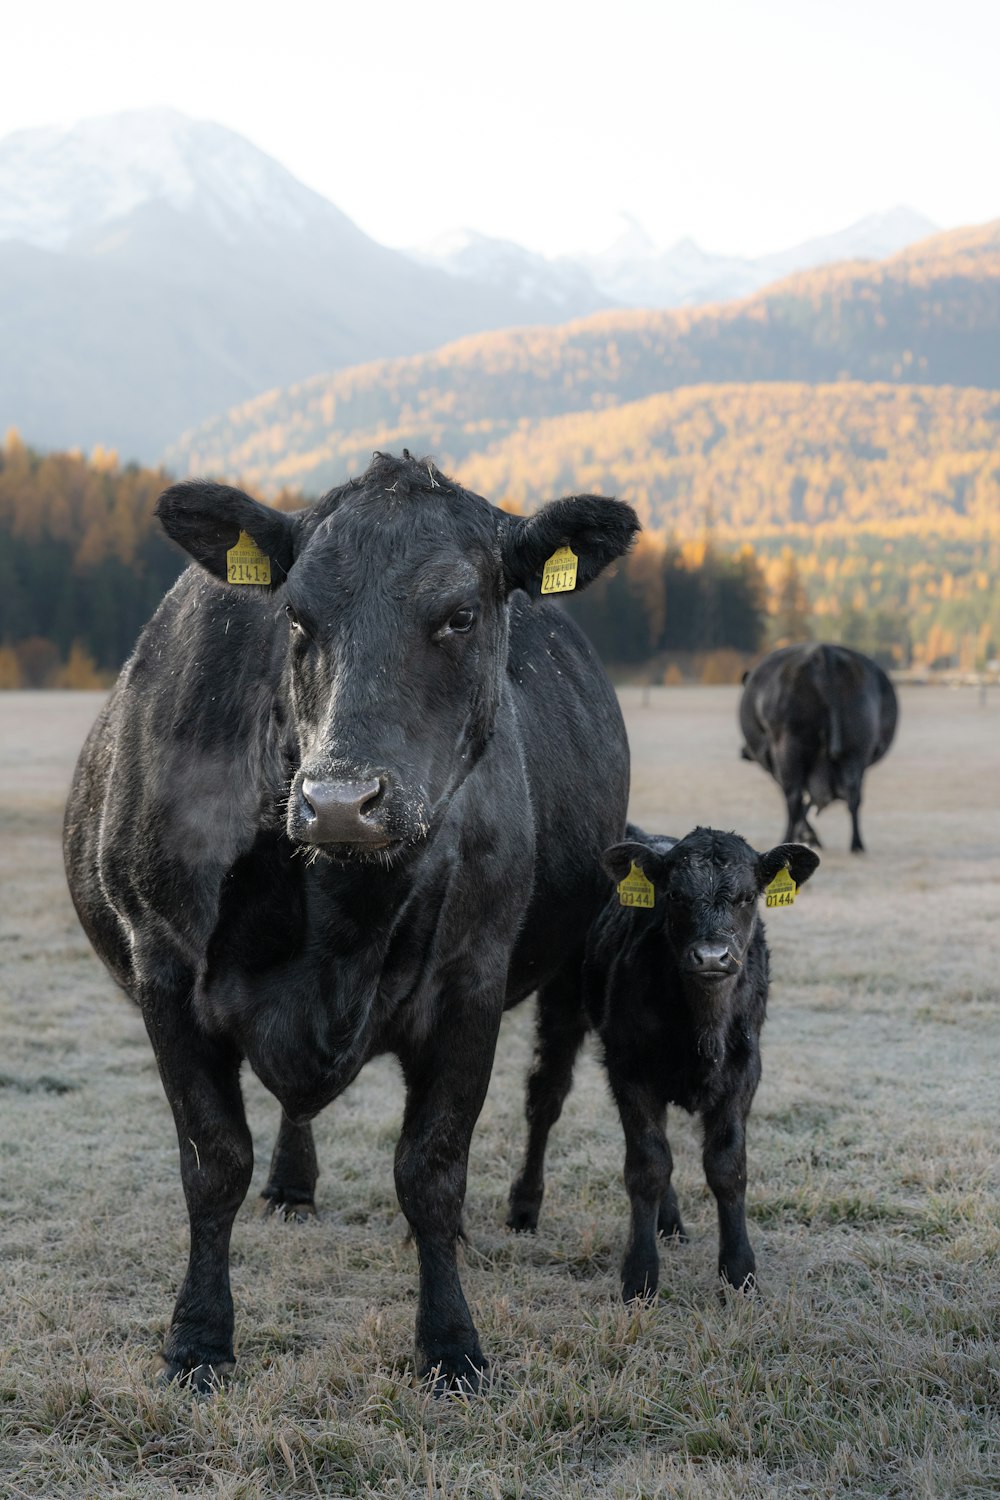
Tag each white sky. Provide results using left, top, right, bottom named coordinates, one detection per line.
left=3, top=0, right=998, bottom=257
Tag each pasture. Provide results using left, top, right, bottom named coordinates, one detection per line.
left=1, top=685, right=997, bottom=1498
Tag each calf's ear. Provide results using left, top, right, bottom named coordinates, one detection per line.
left=500, top=495, right=640, bottom=595
left=757, top=843, right=820, bottom=891
left=156, top=481, right=298, bottom=587
left=602, top=840, right=669, bottom=886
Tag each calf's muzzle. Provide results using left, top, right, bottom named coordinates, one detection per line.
left=683, top=942, right=739, bottom=977
left=299, top=777, right=388, bottom=846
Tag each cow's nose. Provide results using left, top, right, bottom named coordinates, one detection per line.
left=299, top=777, right=387, bottom=845
left=684, top=942, right=736, bottom=976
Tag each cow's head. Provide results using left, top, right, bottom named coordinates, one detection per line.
left=603, top=828, right=819, bottom=984
left=157, top=453, right=638, bottom=861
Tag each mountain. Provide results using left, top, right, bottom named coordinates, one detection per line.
left=0, top=110, right=617, bottom=459
left=407, top=228, right=611, bottom=316
left=165, top=219, right=1000, bottom=496
left=575, top=206, right=938, bottom=309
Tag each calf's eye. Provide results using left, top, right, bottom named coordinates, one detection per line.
left=445, top=607, right=476, bottom=635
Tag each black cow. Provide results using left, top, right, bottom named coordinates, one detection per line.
left=63, top=451, right=638, bottom=1391
left=739, top=643, right=898, bottom=852
left=591, top=828, right=819, bottom=1300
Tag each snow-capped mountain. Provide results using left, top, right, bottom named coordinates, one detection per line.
left=0, top=110, right=615, bottom=459
left=408, top=228, right=609, bottom=315
left=0, top=108, right=347, bottom=251
left=418, top=207, right=940, bottom=314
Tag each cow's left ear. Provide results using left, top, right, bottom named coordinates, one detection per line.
left=156, top=481, right=298, bottom=588
left=500, top=495, right=640, bottom=595
left=757, top=843, right=820, bottom=891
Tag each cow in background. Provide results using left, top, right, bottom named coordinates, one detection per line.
left=739, top=643, right=898, bottom=852
left=64, top=451, right=638, bottom=1391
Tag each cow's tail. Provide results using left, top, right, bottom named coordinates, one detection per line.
left=809, top=644, right=843, bottom=761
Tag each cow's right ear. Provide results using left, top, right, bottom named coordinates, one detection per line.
left=602, top=841, right=668, bottom=886
left=156, top=481, right=297, bottom=587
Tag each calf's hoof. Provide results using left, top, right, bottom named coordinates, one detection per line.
left=505, top=1190, right=541, bottom=1233
left=257, top=1193, right=317, bottom=1223
left=155, top=1353, right=235, bottom=1392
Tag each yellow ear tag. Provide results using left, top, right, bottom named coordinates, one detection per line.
left=541, top=545, right=578, bottom=595
left=765, top=867, right=797, bottom=908
left=617, top=861, right=655, bottom=909
left=226, top=530, right=272, bottom=586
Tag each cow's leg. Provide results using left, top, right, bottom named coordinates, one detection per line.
left=845, top=769, right=865, bottom=853
left=611, top=1080, right=673, bottom=1301
left=145, top=1010, right=253, bottom=1389
left=394, top=1000, right=503, bottom=1390
left=702, top=1100, right=755, bottom=1292
left=507, top=967, right=587, bottom=1232
left=258, top=1114, right=318, bottom=1220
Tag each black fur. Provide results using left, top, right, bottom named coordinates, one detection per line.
left=739, top=643, right=898, bottom=852
left=64, top=451, right=639, bottom=1390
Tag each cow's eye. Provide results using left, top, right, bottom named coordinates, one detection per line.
left=285, top=604, right=304, bottom=633
left=446, top=607, right=476, bottom=635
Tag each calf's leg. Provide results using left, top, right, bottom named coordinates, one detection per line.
left=258, top=1114, right=318, bottom=1220
left=395, top=999, right=503, bottom=1390
left=702, top=1101, right=755, bottom=1292
left=611, top=1081, right=675, bottom=1301
left=507, top=967, right=587, bottom=1232
left=145, top=1007, right=254, bottom=1388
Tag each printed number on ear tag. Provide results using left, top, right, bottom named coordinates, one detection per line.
left=541, top=546, right=578, bottom=595
left=765, top=868, right=797, bottom=908
left=618, top=861, right=655, bottom=909
left=226, top=530, right=271, bottom=586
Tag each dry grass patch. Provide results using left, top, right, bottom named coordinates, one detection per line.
left=0, top=687, right=997, bottom=1498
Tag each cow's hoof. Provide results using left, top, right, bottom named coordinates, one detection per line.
left=155, top=1354, right=235, bottom=1392
left=719, top=1268, right=758, bottom=1299
left=621, top=1254, right=660, bottom=1303
left=419, top=1349, right=489, bottom=1396
left=257, top=1193, right=317, bottom=1222
left=505, top=1204, right=539, bottom=1233
left=622, top=1279, right=658, bottom=1305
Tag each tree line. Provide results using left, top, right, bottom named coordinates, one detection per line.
left=2, top=432, right=994, bottom=688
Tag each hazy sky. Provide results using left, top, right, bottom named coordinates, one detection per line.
left=4, top=0, right=998, bottom=257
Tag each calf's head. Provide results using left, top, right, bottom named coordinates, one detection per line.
left=157, top=453, right=638, bottom=860
left=603, top=828, right=819, bottom=984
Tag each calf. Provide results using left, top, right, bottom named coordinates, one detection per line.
left=590, top=828, right=818, bottom=1300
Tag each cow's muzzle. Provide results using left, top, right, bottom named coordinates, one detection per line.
left=297, top=776, right=389, bottom=846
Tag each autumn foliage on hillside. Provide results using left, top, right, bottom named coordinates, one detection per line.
left=166, top=219, right=1000, bottom=496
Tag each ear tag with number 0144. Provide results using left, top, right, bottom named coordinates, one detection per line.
left=765, top=867, right=797, bottom=908
left=226, top=530, right=271, bottom=586
left=541, top=546, right=578, bottom=595
left=618, top=861, right=655, bottom=909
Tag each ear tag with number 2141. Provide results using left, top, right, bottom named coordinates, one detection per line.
left=765, top=868, right=797, bottom=908
left=618, top=861, right=655, bottom=908
left=226, top=530, right=271, bottom=586
left=541, top=546, right=578, bottom=594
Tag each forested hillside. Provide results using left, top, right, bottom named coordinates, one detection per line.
left=166, top=220, right=1000, bottom=495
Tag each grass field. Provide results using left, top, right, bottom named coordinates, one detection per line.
left=1, top=686, right=997, bottom=1498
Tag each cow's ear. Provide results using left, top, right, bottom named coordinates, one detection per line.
left=602, top=840, right=670, bottom=886
left=757, top=843, right=820, bottom=891
left=156, top=481, right=297, bottom=587
left=500, top=495, right=640, bottom=595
